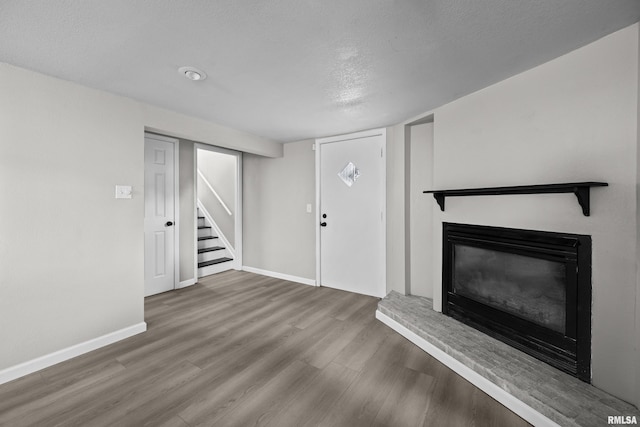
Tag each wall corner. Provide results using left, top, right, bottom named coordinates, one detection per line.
left=385, top=125, right=407, bottom=295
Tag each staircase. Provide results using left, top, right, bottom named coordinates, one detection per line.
left=197, top=207, right=234, bottom=277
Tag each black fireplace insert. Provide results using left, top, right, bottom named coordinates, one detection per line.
left=442, top=223, right=591, bottom=381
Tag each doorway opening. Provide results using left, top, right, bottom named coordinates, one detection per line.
left=195, top=144, right=242, bottom=277
left=404, top=115, right=435, bottom=298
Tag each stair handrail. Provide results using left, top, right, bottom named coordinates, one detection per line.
left=197, top=169, right=232, bottom=216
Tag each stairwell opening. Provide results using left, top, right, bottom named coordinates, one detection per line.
left=195, top=145, right=242, bottom=278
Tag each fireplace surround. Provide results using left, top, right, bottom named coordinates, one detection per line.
left=442, top=223, right=592, bottom=381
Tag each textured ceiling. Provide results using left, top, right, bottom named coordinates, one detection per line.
left=1, top=1, right=639, bottom=142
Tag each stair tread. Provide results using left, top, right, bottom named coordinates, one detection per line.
left=198, top=236, right=218, bottom=241
left=198, top=246, right=225, bottom=253
left=198, top=257, right=233, bottom=268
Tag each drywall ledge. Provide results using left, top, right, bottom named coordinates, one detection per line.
left=0, top=322, right=147, bottom=386
left=376, top=291, right=640, bottom=427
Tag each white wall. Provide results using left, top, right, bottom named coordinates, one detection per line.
left=243, top=140, right=316, bottom=280
left=197, top=149, right=236, bottom=247
left=428, top=24, right=639, bottom=404
left=0, top=64, right=144, bottom=370
left=386, top=125, right=406, bottom=294
left=0, top=61, right=280, bottom=375
left=409, top=123, right=434, bottom=298
left=179, top=140, right=195, bottom=283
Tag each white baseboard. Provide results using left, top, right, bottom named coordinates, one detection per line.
left=177, top=278, right=197, bottom=289
left=0, top=322, right=147, bottom=386
left=375, top=311, right=560, bottom=427
left=242, top=266, right=316, bottom=287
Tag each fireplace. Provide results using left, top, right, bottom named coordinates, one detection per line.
left=442, top=223, right=592, bottom=382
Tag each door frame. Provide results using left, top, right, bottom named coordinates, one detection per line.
left=144, top=132, right=180, bottom=294
left=315, top=128, right=387, bottom=295
left=194, top=143, right=243, bottom=271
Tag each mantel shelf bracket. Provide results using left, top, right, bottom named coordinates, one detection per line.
left=433, top=193, right=446, bottom=212
left=573, top=186, right=590, bottom=216
left=423, top=182, right=608, bottom=217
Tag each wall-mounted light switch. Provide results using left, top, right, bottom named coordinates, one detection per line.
left=306, top=203, right=312, bottom=213
left=115, top=185, right=133, bottom=199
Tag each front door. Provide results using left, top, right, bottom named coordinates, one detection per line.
left=144, top=134, right=176, bottom=297
left=317, top=129, right=386, bottom=297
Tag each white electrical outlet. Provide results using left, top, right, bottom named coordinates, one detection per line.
left=306, top=203, right=312, bottom=213
left=115, top=185, right=132, bottom=199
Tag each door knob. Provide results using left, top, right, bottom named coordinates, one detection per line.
left=320, top=222, right=327, bottom=227
left=165, top=221, right=174, bottom=226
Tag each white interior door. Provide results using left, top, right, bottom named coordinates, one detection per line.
left=317, top=129, right=386, bottom=297
left=144, top=135, right=176, bottom=297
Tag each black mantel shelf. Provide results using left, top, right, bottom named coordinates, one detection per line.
left=423, top=182, right=608, bottom=216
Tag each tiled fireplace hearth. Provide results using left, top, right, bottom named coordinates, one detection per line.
left=376, top=293, right=640, bottom=426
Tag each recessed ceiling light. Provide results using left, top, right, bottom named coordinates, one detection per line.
left=178, top=66, right=207, bottom=81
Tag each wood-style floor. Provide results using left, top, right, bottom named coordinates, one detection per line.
left=0, top=271, right=530, bottom=426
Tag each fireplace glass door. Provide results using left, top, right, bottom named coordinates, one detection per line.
left=453, top=245, right=566, bottom=333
